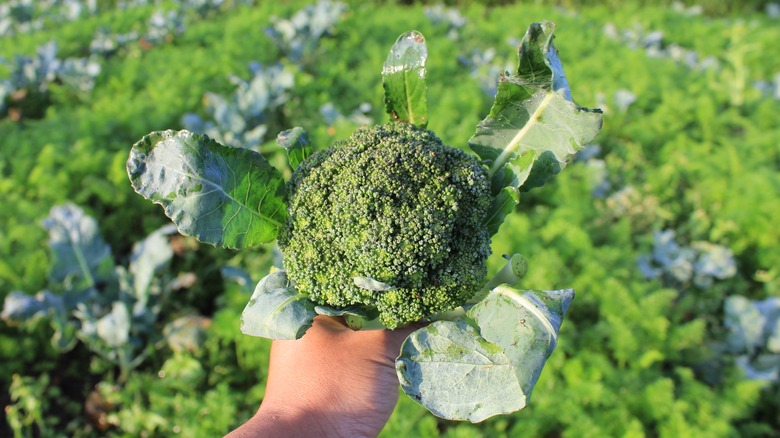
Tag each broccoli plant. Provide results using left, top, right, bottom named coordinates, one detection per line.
left=1, top=204, right=180, bottom=381
left=126, top=22, right=602, bottom=421
left=0, top=0, right=98, bottom=37
left=723, top=295, right=780, bottom=381
left=424, top=3, right=467, bottom=41
left=637, top=229, right=737, bottom=289
left=143, top=9, right=185, bottom=45
left=0, top=41, right=101, bottom=120
left=181, top=62, right=294, bottom=151
left=264, top=0, right=348, bottom=64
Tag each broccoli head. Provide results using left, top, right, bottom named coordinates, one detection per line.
left=278, top=123, right=492, bottom=329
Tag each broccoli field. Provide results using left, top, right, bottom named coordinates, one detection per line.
left=1, top=0, right=779, bottom=436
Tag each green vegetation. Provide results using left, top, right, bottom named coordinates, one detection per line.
left=126, top=20, right=596, bottom=420
left=1, top=0, right=779, bottom=436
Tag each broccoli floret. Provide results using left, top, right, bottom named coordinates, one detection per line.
left=278, top=123, right=492, bottom=329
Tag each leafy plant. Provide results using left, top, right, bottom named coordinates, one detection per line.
left=723, top=295, right=780, bottom=381
left=181, top=62, right=294, bottom=151
left=88, top=4, right=204, bottom=58
left=127, top=22, right=602, bottom=421
left=637, top=229, right=737, bottom=289
left=424, top=3, right=467, bottom=41
left=753, top=72, right=780, bottom=100
left=319, top=101, right=373, bottom=126
left=602, top=21, right=720, bottom=71
left=89, top=28, right=141, bottom=57
left=264, top=0, right=347, bottom=64
left=2, top=1, right=779, bottom=436
left=0, top=41, right=101, bottom=120
left=0, top=0, right=98, bottom=37
left=0, top=0, right=39, bottom=37
left=5, top=373, right=57, bottom=438
left=1, top=204, right=180, bottom=381
left=143, top=9, right=186, bottom=45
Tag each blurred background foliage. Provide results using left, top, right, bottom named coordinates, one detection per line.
left=1, top=0, right=779, bottom=436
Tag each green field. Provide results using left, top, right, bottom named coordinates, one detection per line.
left=2, top=0, right=779, bottom=436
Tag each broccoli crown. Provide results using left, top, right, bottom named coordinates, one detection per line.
left=278, top=123, right=492, bottom=328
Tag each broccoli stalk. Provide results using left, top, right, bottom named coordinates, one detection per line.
left=469, top=253, right=528, bottom=304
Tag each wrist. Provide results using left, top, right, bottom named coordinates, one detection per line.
left=252, top=402, right=377, bottom=438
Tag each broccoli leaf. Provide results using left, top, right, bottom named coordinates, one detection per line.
left=43, top=204, right=114, bottom=287
left=163, top=315, right=210, bottom=353
left=128, top=224, right=176, bottom=308
left=396, top=286, right=573, bottom=421
left=221, top=266, right=255, bottom=292
left=96, top=302, right=131, bottom=348
left=276, top=127, right=311, bottom=170
left=468, top=21, right=602, bottom=190
left=1, top=291, right=59, bottom=325
left=382, top=31, right=428, bottom=127
left=468, top=287, right=573, bottom=397
left=396, top=320, right=525, bottom=422
left=240, top=270, right=316, bottom=340
left=724, top=295, right=780, bottom=356
left=127, top=130, right=287, bottom=249
left=519, top=150, right=562, bottom=192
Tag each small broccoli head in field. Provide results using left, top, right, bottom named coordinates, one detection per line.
left=278, top=123, right=492, bottom=328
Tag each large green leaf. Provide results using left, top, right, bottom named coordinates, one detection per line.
left=240, top=270, right=316, bottom=340
left=127, top=130, right=287, bottom=249
left=468, top=286, right=573, bottom=397
left=396, top=320, right=525, bottom=422
left=382, top=31, right=428, bottom=127
left=468, top=22, right=602, bottom=189
left=396, top=286, right=573, bottom=422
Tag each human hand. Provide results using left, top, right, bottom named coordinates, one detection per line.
left=226, top=315, right=419, bottom=438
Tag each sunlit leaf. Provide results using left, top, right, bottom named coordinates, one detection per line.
left=127, top=130, right=287, bottom=249
left=382, top=31, right=428, bottom=127
left=240, top=270, right=316, bottom=340
left=468, top=21, right=602, bottom=191
left=468, top=287, right=573, bottom=396
left=396, top=320, right=524, bottom=422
